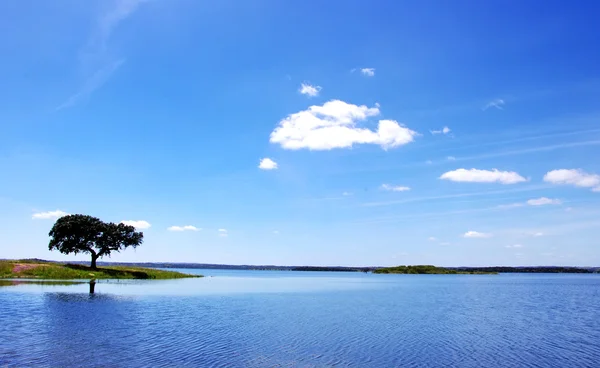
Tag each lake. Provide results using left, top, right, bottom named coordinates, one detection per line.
left=1, top=270, right=599, bottom=367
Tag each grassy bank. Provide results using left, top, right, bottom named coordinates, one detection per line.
left=374, top=265, right=496, bottom=275
left=0, top=260, right=201, bottom=280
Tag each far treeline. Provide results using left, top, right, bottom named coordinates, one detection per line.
left=50, top=262, right=598, bottom=274
left=375, top=265, right=493, bottom=274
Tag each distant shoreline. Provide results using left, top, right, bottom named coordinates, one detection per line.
left=3, top=259, right=597, bottom=274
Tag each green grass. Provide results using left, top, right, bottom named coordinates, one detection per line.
left=0, top=260, right=201, bottom=280
left=374, top=265, right=496, bottom=275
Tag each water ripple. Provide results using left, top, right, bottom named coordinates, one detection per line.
left=1, top=273, right=600, bottom=367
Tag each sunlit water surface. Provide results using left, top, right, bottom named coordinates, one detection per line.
left=1, top=270, right=599, bottom=367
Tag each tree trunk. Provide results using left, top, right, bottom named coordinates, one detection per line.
left=90, top=254, right=98, bottom=269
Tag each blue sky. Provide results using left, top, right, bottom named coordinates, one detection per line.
left=1, top=0, right=600, bottom=266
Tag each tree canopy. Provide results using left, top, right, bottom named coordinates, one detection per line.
left=48, top=214, right=143, bottom=269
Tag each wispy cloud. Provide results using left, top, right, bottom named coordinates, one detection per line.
left=482, top=98, right=505, bottom=110
left=218, top=228, right=228, bottom=237
left=299, top=83, right=321, bottom=97
left=526, top=197, right=562, bottom=206
left=380, top=184, right=411, bottom=192
left=362, top=184, right=547, bottom=208
left=32, top=210, right=69, bottom=220
left=57, top=0, right=146, bottom=110
left=505, top=244, right=523, bottom=248
left=168, top=225, right=200, bottom=232
left=56, top=59, right=125, bottom=110
left=499, top=197, right=562, bottom=209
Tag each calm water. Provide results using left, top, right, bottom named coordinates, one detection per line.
left=1, top=270, right=599, bottom=367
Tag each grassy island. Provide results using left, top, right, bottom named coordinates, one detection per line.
left=374, top=265, right=496, bottom=274
left=0, top=260, right=201, bottom=280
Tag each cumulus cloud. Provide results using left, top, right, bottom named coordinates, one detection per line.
left=360, top=68, right=375, bottom=76
left=120, top=220, right=151, bottom=229
left=381, top=184, right=411, bottom=192
left=483, top=98, right=505, bottom=110
left=258, top=158, right=278, bottom=170
left=440, top=168, right=526, bottom=184
left=269, top=100, right=418, bottom=150
left=463, top=231, right=492, bottom=238
left=526, top=197, right=562, bottom=206
left=543, top=169, right=600, bottom=192
left=505, top=244, right=523, bottom=248
left=168, top=225, right=200, bottom=232
left=430, top=126, right=451, bottom=135
left=32, top=210, right=69, bottom=220
left=299, top=83, right=321, bottom=97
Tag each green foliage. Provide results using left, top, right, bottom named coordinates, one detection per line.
left=0, top=260, right=200, bottom=280
left=48, top=214, right=143, bottom=268
left=374, top=265, right=494, bottom=274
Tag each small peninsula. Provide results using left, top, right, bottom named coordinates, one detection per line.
left=0, top=260, right=200, bottom=280
left=374, top=265, right=496, bottom=274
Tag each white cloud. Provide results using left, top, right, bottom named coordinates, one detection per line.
left=425, top=160, right=433, bottom=165
left=360, top=68, right=375, bottom=77
left=431, top=126, right=451, bottom=135
left=543, top=169, right=600, bottom=192
left=428, top=237, right=437, bottom=241
left=32, top=210, right=69, bottom=220
left=526, top=197, right=562, bottom=206
left=299, top=83, right=321, bottom=97
left=269, top=100, right=418, bottom=150
left=447, top=156, right=456, bottom=161
left=120, top=220, right=151, bottom=229
left=168, top=225, right=200, bottom=232
left=381, top=184, right=411, bottom=192
left=258, top=158, right=278, bottom=170
left=463, top=231, right=492, bottom=238
left=440, top=168, right=527, bottom=184
left=483, top=98, right=505, bottom=110
left=218, top=228, right=228, bottom=237
left=272, top=230, right=280, bottom=235
left=342, top=191, right=353, bottom=196
left=499, top=197, right=562, bottom=209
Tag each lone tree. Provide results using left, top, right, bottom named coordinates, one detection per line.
left=48, top=214, right=143, bottom=269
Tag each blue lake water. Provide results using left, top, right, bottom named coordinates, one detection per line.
left=1, top=270, right=599, bottom=367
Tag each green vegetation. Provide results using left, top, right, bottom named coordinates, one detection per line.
left=0, top=260, right=200, bottom=280
left=49, top=214, right=143, bottom=269
left=374, top=265, right=496, bottom=274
